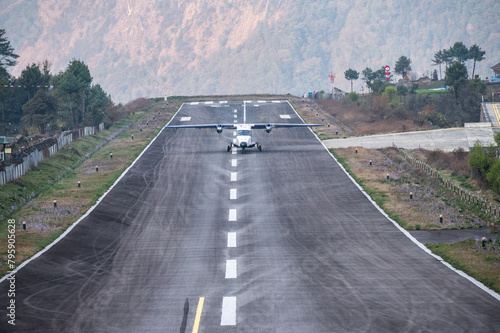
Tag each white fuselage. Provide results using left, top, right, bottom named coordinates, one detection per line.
left=233, top=125, right=256, bottom=149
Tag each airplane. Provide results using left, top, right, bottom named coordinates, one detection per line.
left=166, top=122, right=323, bottom=153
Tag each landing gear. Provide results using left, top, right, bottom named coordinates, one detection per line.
left=257, top=143, right=262, bottom=151
left=227, top=144, right=232, bottom=152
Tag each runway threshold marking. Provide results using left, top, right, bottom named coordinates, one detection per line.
left=192, top=297, right=205, bottom=333
left=493, top=104, right=500, bottom=126
left=221, top=297, right=237, bottom=326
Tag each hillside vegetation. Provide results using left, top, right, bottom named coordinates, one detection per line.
left=1, top=0, right=499, bottom=102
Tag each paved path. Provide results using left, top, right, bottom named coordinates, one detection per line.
left=325, top=125, right=496, bottom=151
left=409, top=228, right=495, bottom=244
left=325, top=103, right=500, bottom=151
left=485, top=102, right=500, bottom=127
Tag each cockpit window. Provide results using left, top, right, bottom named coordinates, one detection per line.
left=237, top=130, right=251, bottom=136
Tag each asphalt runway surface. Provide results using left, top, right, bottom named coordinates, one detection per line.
left=1, top=100, right=500, bottom=332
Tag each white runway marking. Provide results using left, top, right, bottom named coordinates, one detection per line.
left=234, top=114, right=237, bottom=118
left=180, top=117, right=192, bottom=121
left=233, top=131, right=237, bottom=136
left=205, top=101, right=213, bottom=104
left=230, top=189, right=237, bottom=200
left=221, top=297, right=237, bottom=326
left=190, top=102, right=199, bottom=105
left=225, top=259, right=237, bottom=278
left=231, top=159, right=237, bottom=167
left=229, top=209, right=237, bottom=221
left=231, top=172, right=237, bottom=181
left=232, top=150, right=237, bottom=155
left=220, top=101, right=228, bottom=104
left=227, top=232, right=237, bottom=247
left=257, top=100, right=266, bottom=103
left=279, top=115, right=291, bottom=119
left=233, top=109, right=237, bottom=113
left=272, top=100, right=281, bottom=103
left=234, top=120, right=238, bottom=123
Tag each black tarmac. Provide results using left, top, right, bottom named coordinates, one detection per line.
left=1, top=101, right=499, bottom=332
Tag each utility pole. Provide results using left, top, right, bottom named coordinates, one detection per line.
left=1, top=104, right=4, bottom=135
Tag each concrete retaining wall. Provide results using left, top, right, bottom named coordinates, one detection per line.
left=0, top=123, right=103, bottom=186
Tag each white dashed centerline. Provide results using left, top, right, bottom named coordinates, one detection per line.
left=231, top=172, right=237, bottom=181
left=229, top=209, right=237, bottom=221
left=225, top=259, right=237, bottom=278
left=231, top=159, right=237, bottom=167
left=221, top=297, right=237, bottom=326
left=230, top=189, right=237, bottom=200
left=227, top=232, right=237, bottom=247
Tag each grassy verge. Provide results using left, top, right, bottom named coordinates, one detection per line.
left=0, top=98, right=181, bottom=277
left=428, top=240, right=500, bottom=292
left=415, top=89, right=450, bottom=94
left=332, top=147, right=498, bottom=230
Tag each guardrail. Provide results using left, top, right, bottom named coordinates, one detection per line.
left=480, top=103, right=491, bottom=123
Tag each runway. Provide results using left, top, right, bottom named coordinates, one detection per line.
left=1, top=100, right=499, bottom=332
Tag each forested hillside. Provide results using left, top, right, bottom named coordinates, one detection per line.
left=1, top=0, right=499, bottom=102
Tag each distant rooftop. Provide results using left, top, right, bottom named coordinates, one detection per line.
left=0, top=136, right=11, bottom=144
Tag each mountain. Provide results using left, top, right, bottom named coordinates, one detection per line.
left=1, top=0, right=499, bottom=102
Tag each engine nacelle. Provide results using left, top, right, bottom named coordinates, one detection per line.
left=265, top=124, right=273, bottom=133
left=216, top=125, right=223, bottom=133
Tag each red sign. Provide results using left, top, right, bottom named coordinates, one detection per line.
left=329, top=72, right=335, bottom=83
left=385, top=66, right=390, bottom=72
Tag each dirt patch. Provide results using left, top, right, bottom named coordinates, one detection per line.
left=333, top=147, right=493, bottom=230
left=317, top=98, right=431, bottom=136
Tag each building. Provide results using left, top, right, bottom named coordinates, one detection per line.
left=491, top=63, right=500, bottom=79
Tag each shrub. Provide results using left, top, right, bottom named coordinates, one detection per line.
left=487, top=160, right=500, bottom=193
left=347, top=92, right=359, bottom=102
left=418, top=104, right=446, bottom=127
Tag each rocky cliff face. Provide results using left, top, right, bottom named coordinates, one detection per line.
left=2, top=0, right=499, bottom=102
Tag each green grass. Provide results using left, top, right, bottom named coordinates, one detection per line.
left=415, top=89, right=450, bottom=94
left=428, top=241, right=500, bottom=292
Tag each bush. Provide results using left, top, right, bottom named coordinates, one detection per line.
left=347, top=92, right=359, bottom=102
left=418, top=104, right=446, bottom=127
left=487, top=160, right=500, bottom=193
left=468, top=141, right=496, bottom=176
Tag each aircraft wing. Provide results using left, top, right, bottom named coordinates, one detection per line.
left=250, top=123, right=323, bottom=129
left=166, top=124, right=236, bottom=129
